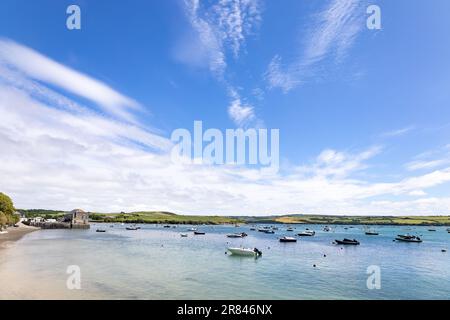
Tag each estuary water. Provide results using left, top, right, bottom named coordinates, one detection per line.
left=0, top=224, right=449, bottom=299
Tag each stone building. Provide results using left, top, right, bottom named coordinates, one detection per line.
left=64, top=209, right=90, bottom=229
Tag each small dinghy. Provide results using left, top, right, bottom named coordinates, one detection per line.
left=96, top=229, right=106, bottom=233
left=335, top=238, right=360, bottom=245
left=264, top=230, right=275, bottom=234
left=297, top=230, right=315, bottom=237
left=126, top=226, right=139, bottom=231
left=163, top=225, right=171, bottom=228
left=323, top=226, right=331, bottom=232
left=286, top=227, right=294, bottom=232
left=188, top=227, right=197, bottom=232
left=228, top=247, right=262, bottom=257
left=279, top=236, right=297, bottom=243
left=428, top=229, right=436, bottom=232
left=194, top=231, right=205, bottom=235
left=365, top=231, right=379, bottom=236
left=395, top=234, right=422, bottom=243
left=180, top=233, right=188, bottom=237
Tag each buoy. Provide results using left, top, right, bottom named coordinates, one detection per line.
left=323, top=254, right=326, bottom=257
left=313, top=264, right=316, bottom=268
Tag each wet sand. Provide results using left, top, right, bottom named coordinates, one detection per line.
left=0, top=222, right=39, bottom=250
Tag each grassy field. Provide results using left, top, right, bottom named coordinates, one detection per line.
left=88, top=211, right=242, bottom=225
left=18, top=209, right=450, bottom=226
left=244, top=214, right=450, bottom=226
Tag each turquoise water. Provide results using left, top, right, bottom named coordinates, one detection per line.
left=0, top=224, right=449, bottom=299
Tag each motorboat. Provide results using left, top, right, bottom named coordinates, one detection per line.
left=279, top=236, right=297, bottom=243
left=194, top=231, right=205, bottom=235
left=163, top=225, right=171, bottom=228
left=227, top=247, right=262, bottom=257
left=365, top=231, right=379, bottom=235
left=96, top=229, right=106, bottom=233
left=180, top=233, right=188, bottom=237
left=335, top=238, right=360, bottom=245
left=428, top=228, right=436, bottom=232
left=395, top=234, right=422, bottom=243
left=297, top=230, right=315, bottom=237
left=126, top=226, right=139, bottom=231
left=226, top=232, right=248, bottom=238
left=323, top=226, right=331, bottom=232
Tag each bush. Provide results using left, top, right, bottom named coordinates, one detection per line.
left=0, top=193, right=15, bottom=216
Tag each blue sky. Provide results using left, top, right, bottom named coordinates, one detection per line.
left=0, top=0, right=450, bottom=215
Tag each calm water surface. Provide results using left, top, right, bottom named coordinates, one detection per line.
left=0, top=224, right=449, bottom=299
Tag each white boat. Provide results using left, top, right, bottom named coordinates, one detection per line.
left=297, top=230, right=315, bottom=236
left=226, top=232, right=248, bottom=238
left=279, top=236, right=297, bottom=243
left=227, top=247, right=262, bottom=257
left=188, top=227, right=197, bottom=232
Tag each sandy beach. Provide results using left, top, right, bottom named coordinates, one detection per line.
left=0, top=223, right=39, bottom=250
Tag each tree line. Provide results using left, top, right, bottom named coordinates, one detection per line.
left=0, top=192, right=19, bottom=230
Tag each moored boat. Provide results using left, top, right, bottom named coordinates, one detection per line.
left=297, top=230, right=315, bottom=237
left=365, top=231, right=379, bottom=235
left=194, top=231, right=205, bottom=235
left=226, top=232, right=248, bottom=238
left=96, top=229, right=106, bottom=233
left=279, top=236, right=297, bottom=243
left=180, top=233, right=188, bottom=237
left=126, top=226, right=139, bottom=231
left=227, top=247, right=262, bottom=257
left=335, top=238, right=360, bottom=245
left=395, top=234, right=422, bottom=243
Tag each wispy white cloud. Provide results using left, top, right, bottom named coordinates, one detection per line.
left=265, top=0, right=365, bottom=92
left=0, top=39, right=141, bottom=123
left=295, top=146, right=382, bottom=179
left=381, top=126, right=415, bottom=138
left=406, top=159, right=449, bottom=171
left=227, top=87, right=255, bottom=126
left=178, top=0, right=262, bottom=125
left=179, top=0, right=261, bottom=76
left=405, top=144, right=450, bottom=171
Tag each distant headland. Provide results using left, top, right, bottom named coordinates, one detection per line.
left=17, top=209, right=450, bottom=226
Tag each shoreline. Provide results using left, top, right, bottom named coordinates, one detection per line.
left=0, top=222, right=40, bottom=250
